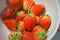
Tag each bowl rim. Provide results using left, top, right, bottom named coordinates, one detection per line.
left=48, top=0, right=60, bottom=40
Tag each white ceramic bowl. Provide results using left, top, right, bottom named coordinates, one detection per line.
left=0, top=0, right=59, bottom=40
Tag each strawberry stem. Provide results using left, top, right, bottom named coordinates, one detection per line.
left=16, top=22, right=22, bottom=31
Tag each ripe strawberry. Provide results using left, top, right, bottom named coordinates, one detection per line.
left=16, top=21, right=25, bottom=32
left=4, top=19, right=17, bottom=31
left=22, top=31, right=33, bottom=40
left=23, top=15, right=36, bottom=31
left=39, top=15, right=51, bottom=30
left=23, top=0, right=34, bottom=11
left=2, top=7, right=15, bottom=20
left=32, top=26, right=47, bottom=40
left=16, top=11, right=26, bottom=22
left=8, top=0, right=23, bottom=9
left=30, top=4, right=45, bottom=16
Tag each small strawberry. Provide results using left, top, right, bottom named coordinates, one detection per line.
left=32, top=26, right=47, bottom=40
left=16, top=21, right=25, bottom=32
left=4, top=19, right=17, bottom=31
left=30, top=4, right=45, bottom=16
left=16, top=11, right=26, bottom=22
left=39, top=15, right=51, bottom=30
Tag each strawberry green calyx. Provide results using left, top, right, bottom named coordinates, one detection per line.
left=14, top=8, right=24, bottom=16
left=36, top=30, right=47, bottom=40
left=28, top=9, right=35, bottom=17
left=10, top=32, right=22, bottom=40
left=14, top=10, right=20, bottom=16
left=40, top=12, right=49, bottom=17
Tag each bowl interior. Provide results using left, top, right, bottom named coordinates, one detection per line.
left=0, top=0, right=59, bottom=40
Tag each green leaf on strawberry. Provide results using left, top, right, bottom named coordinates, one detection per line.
left=14, top=8, right=24, bottom=16
left=27, top=9, right=35, bottom=17
left=36, top=30, right=47, bottom=40
left=10, top=32, right=22, bottom=40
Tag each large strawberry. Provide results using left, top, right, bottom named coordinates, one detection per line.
left=16, top=11, right=26, bottom=22
left=22, top=31, right=33, bottom=40
left=4, top=19, right=17, bottom=31
left=2, top=7, right=15, bottom=20
left=32, top=26, right=47, bottom=40
left=23, top=13, right=36, bottom=31
left=8, top=0, right=23, bottom=9
left=16, top=21, right=25, bottom=32
left=39, top=15, right=51, bottom=30
left=23, top=0, right=34, bottom=11
left=30, top=4, right=45, bottom=16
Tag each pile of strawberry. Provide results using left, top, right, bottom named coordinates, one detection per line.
left=1, top=0, right=51, bottom=40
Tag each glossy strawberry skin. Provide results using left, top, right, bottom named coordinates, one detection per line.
left=22, top=32, right=33, bottom=40
left=30, top=4, right=45, bottom=16
left=4, top=19, right=17, bottom=31
left=2, top=7, right=15, bottom=20
left=32, top=26, right=43, bottom=40
left=8, top=0, right=23, bottom=9
left=39, top=16, right=51, bottom=30
left=23, top=16, right=36, bottom=31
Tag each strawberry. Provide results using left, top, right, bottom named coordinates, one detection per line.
left=22, top=31, right=33, bottom=40
left=4, top=19, right=17, bottom=31
left=23, top=15, right=36, bottom=31
left=8, top=0, right=23, bottom=9
left=30, top=4, right=45, bottom=16
left=16, top=21, right=25, bottom=32
left=23, top=0, right=34, bottom=11
left=1, top=7, right=15, bottom=20
left=39, top=15, right=51, bottom=30
left=16, top=11, right=26, bottom=22
left=32, top=26, right=47, bottom=40
left=8, top=31, right=22, bottom=40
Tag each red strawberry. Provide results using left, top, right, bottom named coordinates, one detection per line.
left=32, top=26, right=47, bottom=40
left=23, top=15, right=36, bottom=31
left=23, top=0, right=34, bottom=11
left=16, top=11, right=26, bottom=22
left=8, top=0, right=23, bottom=9
left=30, top=4, right=45, bottom=16
left=39, top=15, right=51, bottom=30
left=4, top=19, right=17, bottom=31
left=16, top=21, right=25, bottom=32
left=2, top=7, right=15, bottom=20
left=22, top=31, right=33, bottom=40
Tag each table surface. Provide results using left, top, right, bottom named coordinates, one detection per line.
left=52, top=0, right=60, bottom=40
